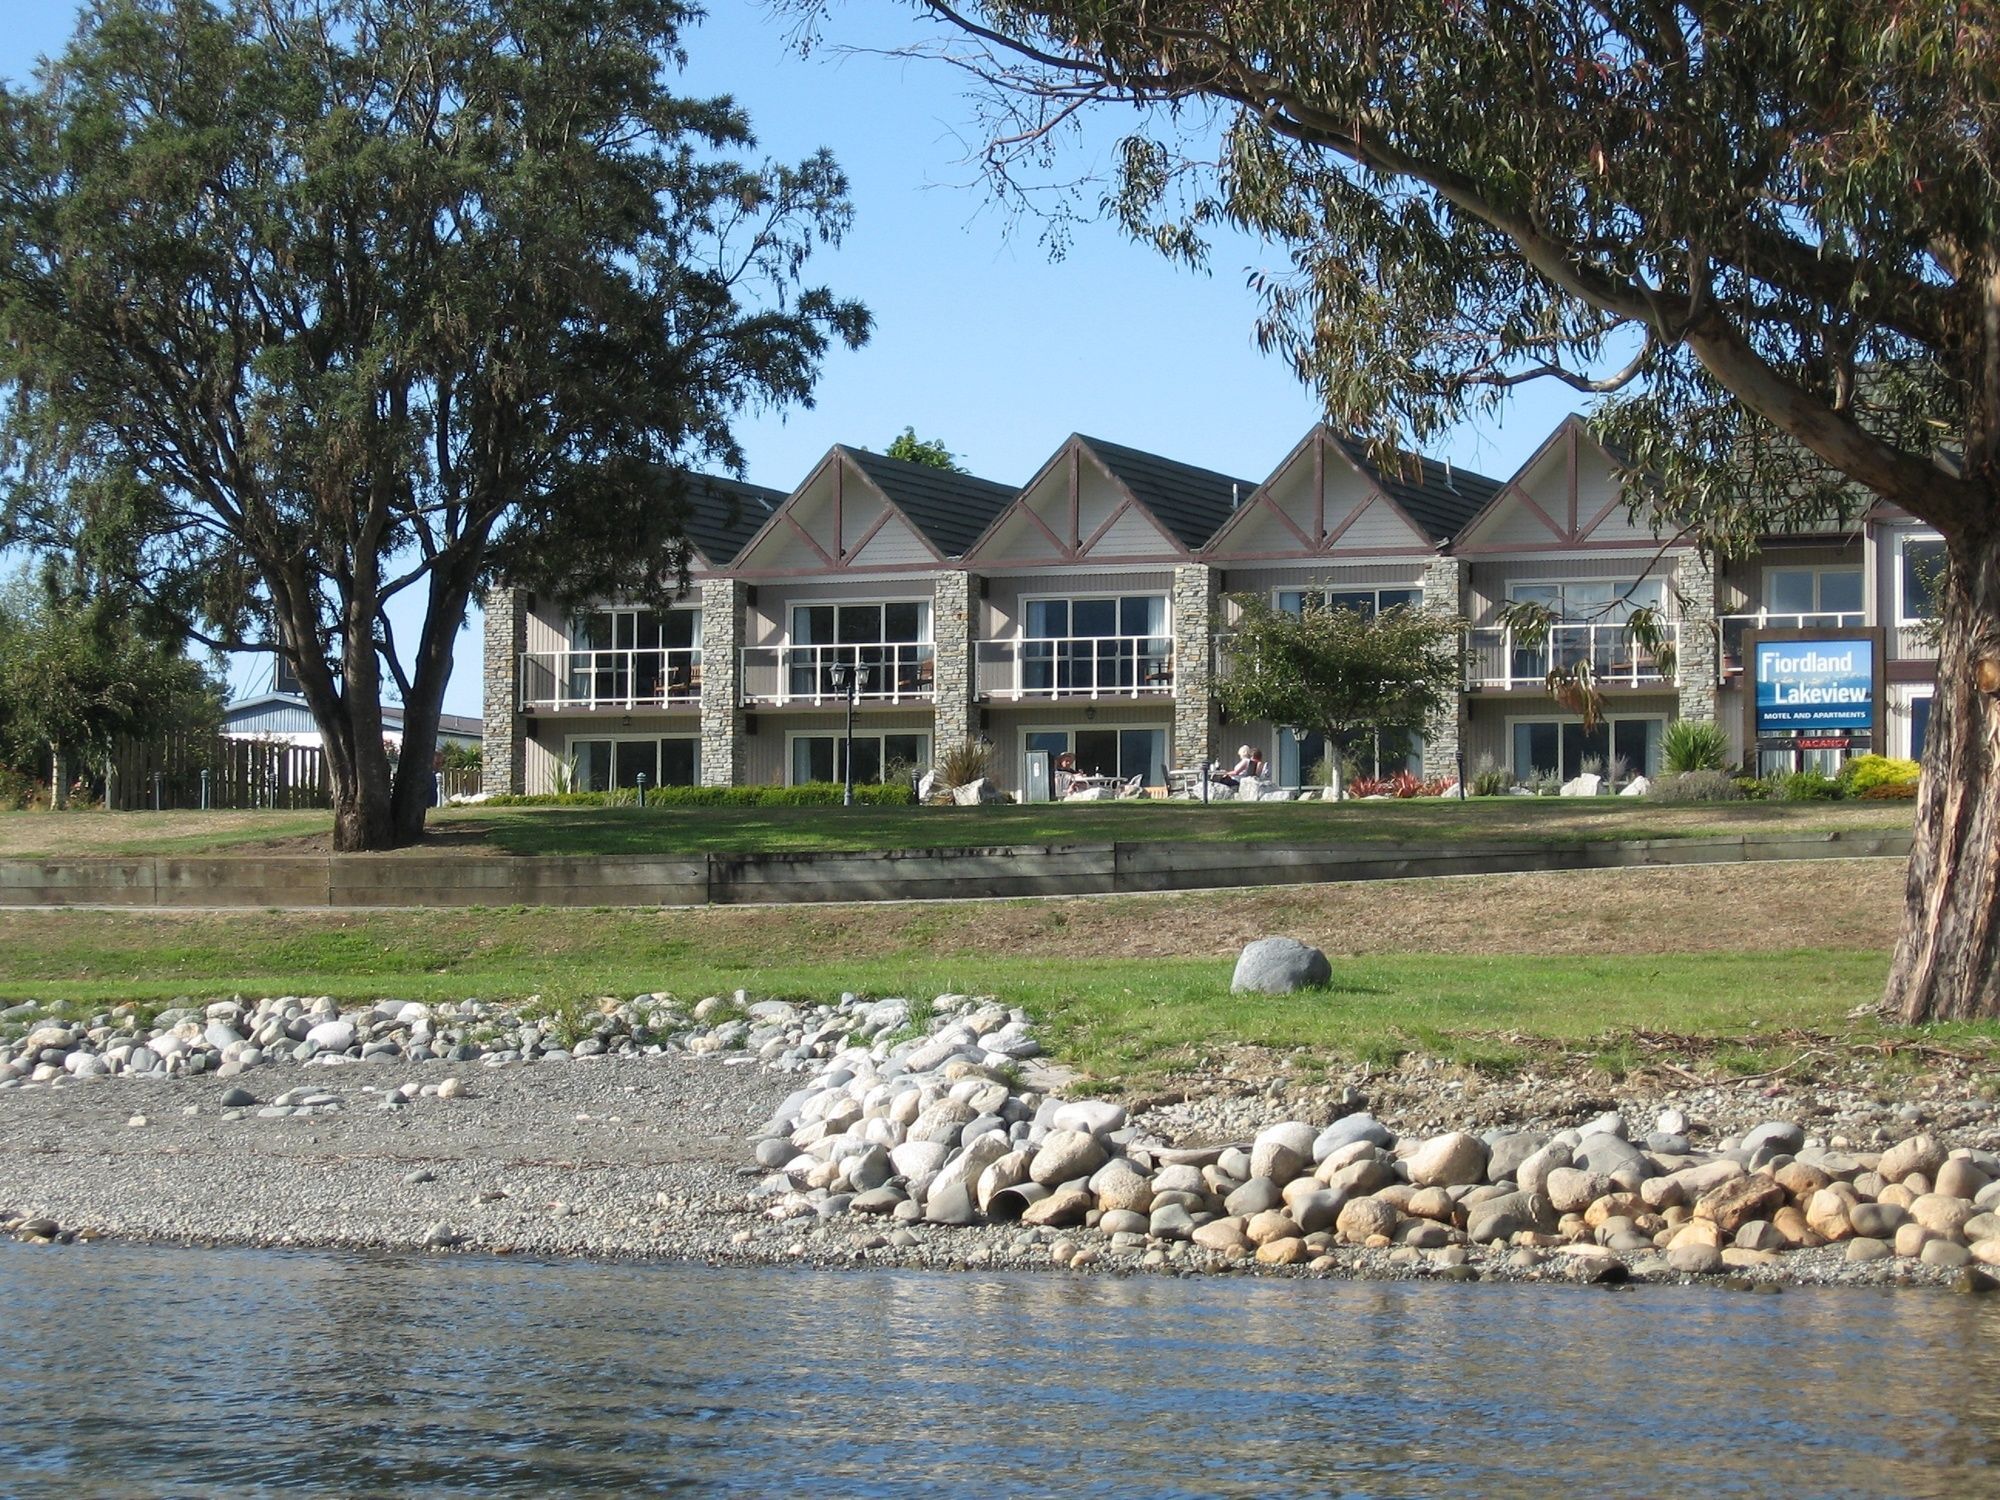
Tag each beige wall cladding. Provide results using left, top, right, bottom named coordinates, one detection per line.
left=1172, top=563, right=1220, bottom=773
left=482, top=585, right=528, bottom=795
left=700, top=578, right=749, bottom=785
left=1715, top=542, right=1860, bottom=614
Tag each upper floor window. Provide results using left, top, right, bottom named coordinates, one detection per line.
left=1896, top=535, right=1947, bottom=624
left=1507, top=577, right=1664, bottom=622
left=791, top=600, right=929, bottom=646
left=1024, top=594, right=1166, bottom=640
left=570, top=606, right=699, bottom=652
left=1764, top=566, right=1862, bottom=616
left=1276, top=586, right=1421, bottom=618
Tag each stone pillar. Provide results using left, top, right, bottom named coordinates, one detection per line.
left=932, top=569, right=977, bottom=753
left=1421, top=554, right=1466, bottom=781
left=1674, top=551, right=1718, bottom=727
left=481, top=585, right=528, bottom=795
left=699, top=578, right=748, bottom=786
left=1172, top=564, right=1220, bottom=774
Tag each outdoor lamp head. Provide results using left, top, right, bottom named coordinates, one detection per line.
left=828, top=662, right=851, bottom=691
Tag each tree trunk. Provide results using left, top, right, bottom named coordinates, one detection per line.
left=49, top=742, right=63, bottom=811
left=1886, top=527, right=2000, bottom=1022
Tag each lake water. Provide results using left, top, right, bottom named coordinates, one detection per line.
left=3, top=1242, right=1997, bottom=1497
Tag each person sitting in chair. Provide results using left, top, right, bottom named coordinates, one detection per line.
left=1054, top=750, right=1077, bottom=798
left=1213, top=744, right=1262, bottom=790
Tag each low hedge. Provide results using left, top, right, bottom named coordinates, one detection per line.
left=480, top=782, right=917, bottom=809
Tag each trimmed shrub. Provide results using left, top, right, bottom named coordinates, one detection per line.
left=484, top=782, right=917, bottom=809
left=1776, top=769, right=1843, bottom=801
left=1859, top=781, right=1919, bottom=800
left=1840, top=754, right=1920, bottom=794
left=1645, top=770, right=1745, bottom=803
left=1661, top=719, right=1728, bottom=774
left=1734, top=776, right=1771, bottom=801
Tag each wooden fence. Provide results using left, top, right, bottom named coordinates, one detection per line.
left=107, top=735, right=330, bottom=812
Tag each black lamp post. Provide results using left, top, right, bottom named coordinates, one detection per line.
left=827, top=658, right=874, bottom=806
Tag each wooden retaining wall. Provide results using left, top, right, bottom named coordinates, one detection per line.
left=0, top=829, right=1911, bottom=910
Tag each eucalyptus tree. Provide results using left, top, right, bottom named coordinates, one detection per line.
left=0, top=0, right=869, bottom=849
left=842, top=0, right=2000, bottom=1022
left=1215, top=597, right=1461, bottom=799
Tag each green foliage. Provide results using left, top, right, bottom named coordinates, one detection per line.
left=1661, top=720, right=1729, bottom=775
left=1841, top=755, right=1921, bottom=794
left=0, top=0, right=868, bottom=847
left=933, top=740, right=995, bottom=788
left=1468, top=756, right=1512, bottom=797
left=884, top=428, right=965, bottom=472
left=483, top=782, right=918, bottom=808
left=1777, top=769, right=1844, bottom=802
left=0, top=569, right=222, bottom=789
left=438, top=744, right=483, bottom=774
left=1646, top=771, right=1746, bottom=804
left=1216, top=595, right=1460, bottom=788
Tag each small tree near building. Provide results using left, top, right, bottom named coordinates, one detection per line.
left=1216, top=598, right=1461, bottom=799
left=884, top=428, right=966, bottom=472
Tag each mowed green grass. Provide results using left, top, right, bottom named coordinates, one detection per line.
left=0, top=796, right=1913, bottom=859
left=0, top=902, right=1974, bottom=1086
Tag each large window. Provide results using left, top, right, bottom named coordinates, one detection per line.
left=1025, top=727, right=1167, bottom=786
left=1511, top=716, right=1663, bottom=782
left=567, top=607, right=701, bottom=701
left=789, top=733, right=928, bottom=786
left=1022, top=594, right=1170, bottom=694
left=1276, top=586, right=1421, bottom=618
left=567, top=736, right=699, bottom=791
left=1896, top=534, right=1947, bottom=624
left=789, top=601, right=931, bottom=697
left=1504, top=578, right=1667, bottom=681
left=1764, top=566, right=1863, bottom=617
left=1277, top=727, right=1422, bottom=786
left=1507, top=577, right=1664, bottom=622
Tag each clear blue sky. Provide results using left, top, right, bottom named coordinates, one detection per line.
left=0, top=2, right=1579, bottom=717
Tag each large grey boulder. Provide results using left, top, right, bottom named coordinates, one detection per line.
left=1230, top=937, right=1333, bottom=995
left=1314, top=1114, right=1395, bottom=1160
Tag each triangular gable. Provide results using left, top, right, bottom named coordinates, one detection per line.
left=960, top=437, right=1189, bottom=566
left=1454, top=416, right=1664, bottom=552
left=732, top=449, right=947, bottom=575
left=1205, top=426, right=1432, bottom=561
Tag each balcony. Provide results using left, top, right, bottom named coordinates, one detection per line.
left=520, top=648, right=702, bottom=711
left=975, top=635, right=1175, bottom=701
left=739, top=643, right=935, bottom=707
left=1718, top=611, right=1867, bottom=679
left=1466, top=622, right=1678, bottom=690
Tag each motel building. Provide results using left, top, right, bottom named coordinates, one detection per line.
left=482, top=420, right=1939, bottom=798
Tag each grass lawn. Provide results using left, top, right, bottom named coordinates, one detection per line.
left=0, top=796, right=1913, bottom=859
left=2, top=862, right=1983, bottom=1088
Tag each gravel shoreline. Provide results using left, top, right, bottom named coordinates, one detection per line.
left=4, top=991, right=1999, bottom=1293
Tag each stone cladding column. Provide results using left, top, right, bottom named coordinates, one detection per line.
left=1674, top=551, right=1719, bottom=728
left=932, top=570, right=977, bottom=753
left=1422, top=555, right=1466, bottom=781
left=700, top=578, right=749, bottom=786
left=1173, top=564, right=1220, bottom=774
left=481, top=586, right=527, bottom=795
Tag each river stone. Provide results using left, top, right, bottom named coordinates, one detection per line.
left=907, top=1099, right=977, bottom=1146
left=1290, top=1188, right=1348, bottom=1236
left=1336, top=1196, right=1400, bottom=1244
left=1740, top=1121, right=1806, bottom=1159
left=1251, top=1122, right=1319, bottom=1184
left=923, top=1180, right=978, bottom=1226
left=1313, top=1114, right=1395, bottom=1160
left=1051, top=1100, right=1127, bottom=1137
left=931, top=1136, right=1012, bottom=1203
left=1879, top=1134, right=1947, bottom=1184
left=1224, top=1177, right=1284, bottom=1217
left=1486, top=1132, right=1547, bottom=1184
left=1849, top=1200, right=1908, bottom=1239
left=1964, top=1213, right=2000, bottom=1243
left=1846, top=1236, right=1893, bottom=1263
left=1148, top=1203, right=1196, bottom=1241
left=1910, top=1193, right=1976, bottom=1236
left=1544, top=1167, right=1610, bottom=1216
left=1406, top=1131, right=1489, bottom=1189
left=219, top=1086, right=258, bottom=1109
left=1030, top=1129, right=1109, bottom=1187
left=889, top=1140, right=951, bottom=1182
left=976, top=1149, right=1034, bottom=1211
left=1153, top=1163, right=1207, bottom=1196
left=1693, top=1175, right=1787, bottom=1234
left=1020, top=1186, right=1093, bottom=1228
left=1246, top=1209, right=1301, bottom=1247
left=754, top=1137, right=793, bottom=1169
left=1645, top=1159, right=1744, bottom=1209
left=304, top=1020, right=355, bottom=1052
left=1230, top=937, right=1332, bottom=995
left=1256, top=1237, right=1308, bottom=1266
left=1923, top=1239, right=1973, bottom=1268
left=1517, top=1142, right=1572, bottom=1198
left=1466, top=1190, right=1553, bottom=1244
left=1666, top=1244, right=1725, bottom=1275
left=851, top=1186, right=906, bottom=1215
left=1574, top=1133, right=1648, bottom=1178
left=1936, top=1158, right=1990, bottom=1201
left=1806, top=1188, right=1855, bottom=1241
left=1192, top=1218, right=1251, bottom=1253
left=1089, top=1158, right=1155, bottom=1214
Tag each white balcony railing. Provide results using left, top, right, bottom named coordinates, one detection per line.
left=739, top=643, right=935, bottom=706
left=975, top=635, right=1175, bottom=701
left=520, top=648, right=702, bottom=710
left=1718, top=611, right=1867, bottom=678
left=1466, top=622, right=1678, bottom=689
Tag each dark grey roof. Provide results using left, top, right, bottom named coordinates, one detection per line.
left=841, top=448, right=1018, bottom=557
left=1328, top=430, right=1502, bottom=543
left=675, top=472, right=784, bottom=567
left=1077, top=436, right=1258, bottom=551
